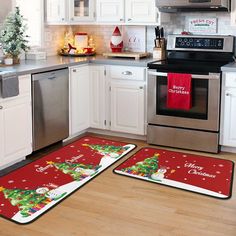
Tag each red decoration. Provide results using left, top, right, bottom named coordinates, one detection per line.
left=110, top=26, right=123, bottom=53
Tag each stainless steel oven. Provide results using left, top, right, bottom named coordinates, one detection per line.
left=147, top=35, right=234, bottom=153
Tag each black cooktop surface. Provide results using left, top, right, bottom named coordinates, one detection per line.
left=148, top=51, right=234, bottom=74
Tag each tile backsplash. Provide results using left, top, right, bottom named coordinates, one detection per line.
left=44, top=12, right=236, bottom=56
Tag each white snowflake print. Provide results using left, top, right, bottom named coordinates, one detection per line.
left=56, top=157, right=61, bottom=160
left=216, top=171, right=221, bottom=174
left=144, top=149, right=149, bottom=152
left=8, top=180, right=14, bottom=184
left=84, top=139, right=90, bottom=142
left=177, top=166, right=181, bottom=169
left=22, top=180, right=27, bottom=182
left=34, top=165, right=40, bottom=167
left=184, top=178, right=187, bottom=181
left=202, top=178, right=206, bottom=181
left=0, top=204, right=4, bottom=207
left=165, top=160, right=169, bottom=163
left=183, top=155, right=187, bottom=157
left=70, top=145, right=75, bottom=148
left=172, top=156, right=176, bottom=159
left=218, top=164, right=224, bottom=167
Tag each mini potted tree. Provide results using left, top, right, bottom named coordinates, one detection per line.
left=0, top=7, right=29, bottom=64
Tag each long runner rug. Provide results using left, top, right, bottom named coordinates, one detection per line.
left=114, top=147, right=234, bottom=199
left=0, top=136, right=135, bottom=224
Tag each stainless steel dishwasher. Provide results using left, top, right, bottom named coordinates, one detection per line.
left=32, top=68, right=69, bottom=151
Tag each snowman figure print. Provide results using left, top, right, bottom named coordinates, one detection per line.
left=151, top=167, right=167, bottom=181
left=74, top=167, right=96, bottom=176
left=45, top=189, right=67, bottom=201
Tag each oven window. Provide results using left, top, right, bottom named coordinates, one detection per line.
left=156, top=77, right=208, bottom=119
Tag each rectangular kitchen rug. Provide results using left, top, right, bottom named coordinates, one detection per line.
left=114, top=148, right=234, bottom=199
left=0, top=136, right=135, bottom=224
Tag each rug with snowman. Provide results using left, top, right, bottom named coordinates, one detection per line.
left=0, top=136, right=135, bottom=224
left=114, top=148, right=234, bottom=199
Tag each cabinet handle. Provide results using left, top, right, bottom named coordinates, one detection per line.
left=73, top=69, right=77, bottom=73
left=61, top=18, right=65, bottom=21
left=120, top=18, right=123, bottom=21
left=122, top=71, right=133, bottom=76
left=71, top=17, right=74, bottom=21
left=128, top=18, right=132, bottom=21
left=0, top=106, right=3, bottom=109
left=139, top=86, right=143, bottom=90
left=226, top=93, right=231, bottom=96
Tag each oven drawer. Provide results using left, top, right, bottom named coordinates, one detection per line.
left=109, top=66, right=146, bottom=81
left=225, top=73, right=236, bottom=88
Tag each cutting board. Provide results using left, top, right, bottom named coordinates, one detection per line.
left=103, top=52, right=149, bottom=60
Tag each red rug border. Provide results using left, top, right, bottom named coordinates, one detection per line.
left=0, top=136, right=137, bottom=225
left=113, top=147, right=235, bottom=200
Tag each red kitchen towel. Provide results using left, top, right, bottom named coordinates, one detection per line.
left=167, top=73, right=192, bottom=110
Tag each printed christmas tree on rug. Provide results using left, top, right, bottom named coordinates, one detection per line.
left=0, top=186, right=52, bottom=218
left=82, top=143, right=129, bottom=158
left=121, top=153, right=160, bottom=178
left=47, top=161, right=101, bottom=181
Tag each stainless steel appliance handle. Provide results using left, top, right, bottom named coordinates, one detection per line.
left=148, top=71, right=220, bottom=80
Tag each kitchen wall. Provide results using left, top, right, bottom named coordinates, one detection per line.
left=58, top=12, right=236, bottom=56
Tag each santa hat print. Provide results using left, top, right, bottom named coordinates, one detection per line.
left=110, top=26, right=123, bottom=53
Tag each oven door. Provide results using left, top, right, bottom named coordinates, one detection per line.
left=147, top=70, right=221, bottom=131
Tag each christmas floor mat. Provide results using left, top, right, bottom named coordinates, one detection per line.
left=114, top=148, right=234, bottom=199
left=0, top=136, right=135, bottom=224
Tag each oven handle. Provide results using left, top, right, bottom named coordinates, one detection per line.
left=148, top=71, right=220, bottom=80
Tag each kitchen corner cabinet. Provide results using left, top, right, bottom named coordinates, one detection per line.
left=69, top=65, right=90, bottom=136
left=108, top=65, right=146, bottom=135
left=46, top=0, right=95, bottom=24
left=69, top=0, right=95, bottom=22
left=89, top=65, right=107, bottom=129
left=220, top=72, right=236, bottom=147
left=0, top=75, right=32, bottom=169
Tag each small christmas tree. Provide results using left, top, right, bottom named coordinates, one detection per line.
left=0, top=7, right=29, bottom=62
left=121, top=153, right=160, bottom=177
left=47, top=161, right=101, bottom=181
left=82, top=143, right=128, bottom=157
left=0, top=186, right=52, bottom=217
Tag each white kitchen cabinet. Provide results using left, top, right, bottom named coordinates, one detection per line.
left=69, top=65, right=90, bottom=136
left=110, top=81, right=145, bottom=135
left=69, top=0, right=95, bottom=22
left=231, top=0, right=236, bottom=26
left=0, top=75, right=32, bottom=169
left=108, top=65, right=146, bottom=135
left=89, top=65, right=107, bottom=129
left=220, top=72, right=236, bottom=147
left=96, top=0, right=124, bottom=23
left=125, top=0, right=156, bottom=24
left=46, top=0, right=67, bottom=24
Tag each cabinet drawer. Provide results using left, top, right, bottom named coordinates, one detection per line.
left=109, top=66, right=146, bottom=81
left=225, top=73, right=236, bottom=88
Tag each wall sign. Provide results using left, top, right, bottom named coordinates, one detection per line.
left=188, top=18, right=217, bottom=34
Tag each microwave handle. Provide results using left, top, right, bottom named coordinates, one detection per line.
left=148, top=71, right=220, bottom=80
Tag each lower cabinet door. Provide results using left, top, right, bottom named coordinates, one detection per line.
left=0, top=97, right=32, bottom=167
left=110, top=82, right=145, bottom=135
left=222, top=89, right=236, bottom=146
left=70, top=66, right=90, bottom=135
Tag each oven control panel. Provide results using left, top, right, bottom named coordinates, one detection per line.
left=175, top=37, right=224, bottom=50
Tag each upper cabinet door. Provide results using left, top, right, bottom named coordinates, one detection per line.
left=231, top=0, right=236, bottom=26
left=69, top=0, right=95, bottom=22
left=125, top=0, right=156, bottom=24
left=96, top=0, right=124, bottom=23
left=46, top=0, right=67, bottom=24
